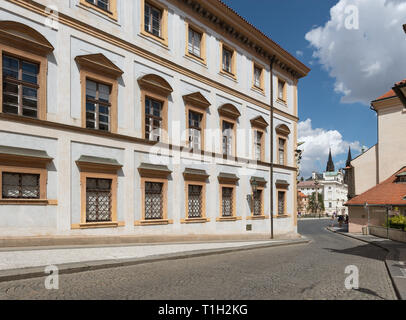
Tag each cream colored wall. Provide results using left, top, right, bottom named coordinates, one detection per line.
left=378, top=104, right=406, bottom=182
left=351, top=145, right=377, bottom=196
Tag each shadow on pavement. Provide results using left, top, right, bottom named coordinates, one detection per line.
left=354, top=287, right=387, bottom=300
left=323, top=243, right=387, bottom=262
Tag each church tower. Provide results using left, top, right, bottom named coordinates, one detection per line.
left=326, top=148, right=335, bottom=172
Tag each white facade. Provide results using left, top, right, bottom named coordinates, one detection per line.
left=0, top=0, right=309, bottom=237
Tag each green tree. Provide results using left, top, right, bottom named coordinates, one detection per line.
left=307, top=192, right=325, bottom=214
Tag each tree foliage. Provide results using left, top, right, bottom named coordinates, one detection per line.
left=307, top=192, right=325, bottom=214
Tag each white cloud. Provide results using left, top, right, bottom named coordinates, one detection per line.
left=305, top=0, right=406, bottom=105
left=296, top=50, right=304, bottom=57
left=298, top=119, right=361, bottom=177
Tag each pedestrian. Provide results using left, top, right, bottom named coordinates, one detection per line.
left=330, top=214, right=335, bottom=227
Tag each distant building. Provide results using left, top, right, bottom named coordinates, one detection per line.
left=297, top=191, right=309, bottom=215
left=346, top=79, right=406, bottom=232
left=298, top=149, right=348, bottom=216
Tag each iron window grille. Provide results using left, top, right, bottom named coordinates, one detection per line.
left=222, top=47, right=233, bottom=73
left=188, top=184, right=202, bottom=218
left=2, top=55, right=39, bottom=118
left=188, top=110, right=202, bottom=150
left=145, top=182, right=164, bottom=219
left=188, top=27, right=202, bottom=58
left=86, top=178, right=112, bottom=222
left=222, top=187, right=233, bottom=217
left=278, top=191, right=285, bottom=216
left=85, top=0, right=109, bottom=12
left=86, top=80, right=111, bottom=132
left=222, top=121, right=233, bottom=156
left=145, top=97, right=162, bottom=141
left=253, top=189, right=262, bottom=216
left=144, top=2, right=162, bottom=37
left=2, top=172, right=40, bottom=199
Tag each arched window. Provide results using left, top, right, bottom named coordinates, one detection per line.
left=138, top=74, right=173, bottom=143
left=0, top=21, right=54, bottom=120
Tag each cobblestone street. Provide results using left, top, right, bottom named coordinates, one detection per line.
left=0, top=220, right=397, bottom=300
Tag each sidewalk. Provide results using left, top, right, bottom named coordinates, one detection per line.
left=327, top=226, right=406, bottom=300
left=0, top=237, right=309, bottom=283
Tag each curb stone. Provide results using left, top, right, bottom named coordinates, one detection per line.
left=326, top=227, right=404, bottom=300
left=0, top=238, right=310, bottom=283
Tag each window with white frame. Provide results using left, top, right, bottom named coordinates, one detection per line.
left=145, top=96, right=162, bottom=141
left=188, top=27, right=202, bottom=58
left=188, top=110, right=202, bottom=150
left=278, top=79, right=285, bottom=101
left=254, top=130, right=263, bottom=161
left=144, top=2, right=162, bottom=37
left=222, top=47, right=233, bottom=74
left=254, top=65, right=262, bottom=88
left=278, top=138, right=286, bottom=165
left=86, top=79, right=111, bottom=131
left=222, top=121, right=233, bottom=156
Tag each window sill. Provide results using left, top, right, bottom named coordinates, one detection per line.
left=276, top=98, right=287, bottom=106
left=276, top=215, right=290, bottom=219
left=77, top=3, right=118, bottom=23
left=216, top=216, right=242, bottom=222
left=0, top=199, right=57, bottom=206
left=219, top=70, right=237, bottom=81
left=135, top=219, right=173, bottom=226
left=251, top=86, right=265, bottom=95
left=139, top=31, right=169, bottom=48
left=184, top=53, right=207, bottom=66
left=181, top=217, right=210, bottom=224
left=73, top=221, right=122, bottom=229
left=247, top=215, right=269, bottom=220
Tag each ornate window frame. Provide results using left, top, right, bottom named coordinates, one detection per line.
left=79, top=0, right=118, bottom=20
left=75, top=156, right=122, bottom=229
left=217, top=173, right=241, bottom=222
left=250, top=116, right=268, bottom=162
left=0, top=21, right=54, bottom=121
left=0, top=147, right=54, bottom=205
left=136, top=163, right=172, bottom=226
left=275, top=124, right=290, bottom=166
left=181, top=169, right=209, bottom=224
left=247, top=177, right=268, bottom=220
left=138, top=74, right=173, bottom=144
left=140, top=0, right=169, bottom=47
left=276, top=179, right=290, bottom=218
left=218, top=103, right=241, bottom=157
left=75, top=53, right=123, bottom=134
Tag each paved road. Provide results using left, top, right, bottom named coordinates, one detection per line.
left=0, top=220, right=397, bottom=300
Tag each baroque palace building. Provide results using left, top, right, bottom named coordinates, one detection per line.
left=0, top=0, right=309, bottom=237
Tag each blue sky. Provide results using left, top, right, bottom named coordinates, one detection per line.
left=222, top=0, right=406, bottom=178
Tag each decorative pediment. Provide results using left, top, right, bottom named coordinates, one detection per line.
left=138, top=163, right=172, bottom=179
left=75, top=53, right=123, bottom=78
left=218, top=103, right=241, bottom=119
left=183, top=168, right=209, bottom=182
left=275, top=124, right=291, bottom=136
left=218, top=173, right=239, bottom=184
left=0, top=21, right=54, bottom=55
left=250, top=116, right=269, bottom=129
left=76, top=155, right=122, bottom=173
left=183, top=92, right=211, bottom=109
left=137, top=74, right=173, bottom=97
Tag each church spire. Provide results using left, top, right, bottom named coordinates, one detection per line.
left=345, top=147, right=352, bottom=167
left=326, top=148, right=335, bottom=172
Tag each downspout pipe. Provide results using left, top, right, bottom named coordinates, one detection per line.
left=269, top=55, right=276, bottom=239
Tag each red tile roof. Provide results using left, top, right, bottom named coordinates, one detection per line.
left=374, top=79, right=406, bottom=101
left=298, top=191, right=307, bottom=198
left=346, top=167, right=406, bottom=206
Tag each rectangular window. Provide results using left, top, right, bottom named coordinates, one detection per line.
left=254, top=65, right=262, bottom=88
left=85, top=79, right=111, bottom=131
left=278, top=191, right=285, bottom=216
left=255, top=130, right=263, bottom=161
left=144, top=2, right=162, bottom=37
left=222, top=47, right=233, bottom=74
left=145, top=182, right=164, bottom=220
left=85, top=0, right=109, bottom=11
left=278, top=138, right=285, bottom=165
left=188, top=110, right=202, bottom=150
left=278, top=79, right=285, bottom=101
left=188, top=184, right=202, bottom=218
left=86, top=178, right=112, bottom=222
left=222, top=187, right=233, bottom=217
left=253, top=189, right=262, bottom=216
left=2, top=55, right=39, bottom=118
left=188, top=27, right=202, bottom=58
left=222, top=121, right=234, bottom=156
left=2, top=172, right=40, bottom=199
left=145, top=97, right=163, bottom=141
